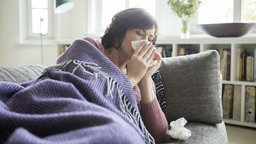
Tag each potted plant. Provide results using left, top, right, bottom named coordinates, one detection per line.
left=167, top=0, right=202, bottom=38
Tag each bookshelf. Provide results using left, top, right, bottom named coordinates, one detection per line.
left=155, top=35, right=256, bottom=128
left=57, top=35, right=256, bottom=128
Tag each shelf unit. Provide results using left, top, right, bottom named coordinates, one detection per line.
left=156, top=36, right=256, bottom=128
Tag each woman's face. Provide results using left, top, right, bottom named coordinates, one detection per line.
left=119, top=28, right=156, bottom=60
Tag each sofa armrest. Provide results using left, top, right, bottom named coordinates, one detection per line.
left=159, top=50, right=223, bottom=124
left=0, top=65, right=45, bottom=83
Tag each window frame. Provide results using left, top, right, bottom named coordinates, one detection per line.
left=234, top=0, right=242, bottom=22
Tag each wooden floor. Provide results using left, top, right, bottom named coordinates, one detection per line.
left=226, top=124, right=256, bottom=144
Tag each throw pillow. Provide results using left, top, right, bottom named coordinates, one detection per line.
left=159, top=50, right=223, bottom=124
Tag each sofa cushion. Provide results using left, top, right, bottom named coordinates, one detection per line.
left=159, top=50, right=223, bottom=124
left=0, top=65, right=45, bottom=83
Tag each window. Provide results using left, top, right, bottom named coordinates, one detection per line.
left=198, top=0, right=233, bottom=24
left=87, top=0, right=156, bottom=35
left=22, top=0, right=54, bottom=41
left=243, top=0, right=256, bottom=22
left=198, top=0, right=256, bottom=24
left=30, top=0, right=48, bottom=34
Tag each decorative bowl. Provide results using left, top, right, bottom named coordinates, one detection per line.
left=198, top=23, right=256, bottom=37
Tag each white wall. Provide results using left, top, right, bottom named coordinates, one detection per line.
left=56, top=0, right=87, bottom=40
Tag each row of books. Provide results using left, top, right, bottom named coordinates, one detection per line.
left=218, top=48, right=256, bottom=81
left=222, top=84, right=256, bottom=123
left=236, top=48, right=256, bottom=82
left=222, top=84, right=241, bottom=120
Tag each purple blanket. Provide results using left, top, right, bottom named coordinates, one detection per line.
left=0, top=39, right=154, bottom=144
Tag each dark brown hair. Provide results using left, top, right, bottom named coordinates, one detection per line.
left=101, top=8, right=158, bottom=49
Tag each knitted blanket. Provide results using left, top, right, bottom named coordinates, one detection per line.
left=0, top=39, right=154, bottom=144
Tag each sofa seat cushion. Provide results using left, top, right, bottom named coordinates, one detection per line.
left=0, top=65, right=45, bottom=83
left=164, top=121, right=228, bottom=144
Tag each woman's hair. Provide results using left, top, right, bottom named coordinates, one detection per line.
left=101, top=8, right=158, bottom=49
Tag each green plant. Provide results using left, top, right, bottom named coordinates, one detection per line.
left=167, top=0, right=202, bottom=19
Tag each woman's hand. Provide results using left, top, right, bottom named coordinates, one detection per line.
left=137, top=47, right=162, bottom=103
left=126, top=41, right=161, bottom=86
left=144, top=47, right=162, bottom=78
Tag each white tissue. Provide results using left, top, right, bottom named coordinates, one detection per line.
left=131, top=40, right=157, bottom=67
left=131, top=39, right=150, bottom=50
left=167, top=117, right=191, bottom=140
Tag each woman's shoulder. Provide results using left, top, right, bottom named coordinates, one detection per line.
left=83, top=36, right=105, bottom=53
left=83, top=36, right=96, bottom=42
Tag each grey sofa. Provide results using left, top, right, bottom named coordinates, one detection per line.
left=0, top=50, right=228, bottom=144
left=160, top=50, right=227, bottom=144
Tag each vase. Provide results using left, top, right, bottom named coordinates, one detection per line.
left=180, top=18, right=190, bottom=39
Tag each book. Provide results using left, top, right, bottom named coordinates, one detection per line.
left=244, top=86, right=255, bottom=123
left=232, top=85, right=241, bottom=121
left=236, top=48, right=241, bottom=81
left=220, top=49, right=231, bottom=80
left=226, top=50, right=231, bottom=80
left=254, top=48, right=256, bottom=82
left=246, top=56, right=254, bottom=82
left=220, top=50, right=227, bottom=80
left=240, top=50, right=248, bottom=81
left=238, top=51, right=244, bottom=81
left=222, top=84, right=234, bottom=119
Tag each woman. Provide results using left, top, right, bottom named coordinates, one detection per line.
left=84, top=8, right=168, bottom=144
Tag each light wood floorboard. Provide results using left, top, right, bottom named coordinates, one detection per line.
left=226, top=124, right=256, bottom=144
